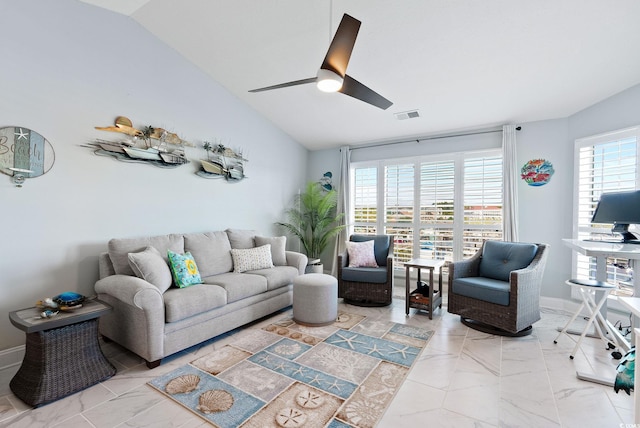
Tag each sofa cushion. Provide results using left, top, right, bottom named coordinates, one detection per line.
left=108, top=234, right=184, bottom=276
left=167, top=250, right=202, bottom=288
left=226, top=229, right=259, bottom=249
left=255, top=236, right=287, bottom=266
left=127, top=246, right=172, bottom=293
left=478, top=241, right=538, bottom=282
left=346, top=240, right=378, bottom=268
left=452, top=276, right=511, bottom=306
left=163, top=283, right=227, bottom=322
left=247, top=266, right=299, bottom=290
left=184, top=231, right=233, bottom=276
left=341, top=266, right=388, bottom=283
left=231, top=245, right=274, bottom=273
left=202, top=272, right=267, bottom=303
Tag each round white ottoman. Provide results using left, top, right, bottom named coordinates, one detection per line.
left=293, top=273, right=338, bottom=326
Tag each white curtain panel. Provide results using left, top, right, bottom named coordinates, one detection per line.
left=502, top=124, right=519, bottom=242
left=331, top=146, right=351, bottom=276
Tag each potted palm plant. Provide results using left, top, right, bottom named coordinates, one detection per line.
left=277, top=181, right=345, bottom=273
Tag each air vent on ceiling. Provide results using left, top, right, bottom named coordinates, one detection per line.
left=395, top=110, right=420, bottom=120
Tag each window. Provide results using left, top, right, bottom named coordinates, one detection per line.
left=352, top=167, right=377, bottom=235
left=463, top=156, right=503, bottom=258
left=385, top=164, right=414, bottom=265
left=351, top=150, right=503, bottom=268
left=419, top=160, right=455, bottom=262
left=573, top=126, right=640, bottom=295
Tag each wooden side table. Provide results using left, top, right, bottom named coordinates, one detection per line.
left=9, top=299, right=116, bottom=407
left=405, top=258, right=445, bottom=319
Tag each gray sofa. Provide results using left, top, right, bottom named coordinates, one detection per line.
left=95, top=229, right=307, bottom=368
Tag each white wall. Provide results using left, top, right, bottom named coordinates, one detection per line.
left=309, top=83, right=640, bottom=303
left=515, top=118, right=571, bottom=299
left=0, top=0, right=308, bottom=349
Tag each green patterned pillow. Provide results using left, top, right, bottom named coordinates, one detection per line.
left=167, top=250, right=202, bottom=288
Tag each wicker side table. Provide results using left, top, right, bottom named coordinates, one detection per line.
left=9, top=299, right=116, bottom=407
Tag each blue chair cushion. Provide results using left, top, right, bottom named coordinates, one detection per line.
left=478, top=241, right=538, bottom=282
left=350, top=235, right=390, bottom=267
left=341, top=266, right=388, bottom=284
left=452, top=277, right=511, bottom=306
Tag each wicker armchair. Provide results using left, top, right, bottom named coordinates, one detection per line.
left=448, top=240, right=549, bottom=336
left=338, top=235, right=394, bottom=306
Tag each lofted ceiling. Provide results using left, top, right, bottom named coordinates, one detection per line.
left=78, top=0, right=640, bottom=150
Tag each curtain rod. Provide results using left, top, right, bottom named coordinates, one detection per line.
left=349, top=126, right=522, bottom=151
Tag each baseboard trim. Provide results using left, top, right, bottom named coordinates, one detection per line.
left=540, top=296, right=630, bottom=326
left=0, top=345, right=25, bottom=371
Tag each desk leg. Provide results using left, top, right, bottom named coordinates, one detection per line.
left=631, top=259, right=640, bottom=348
left=428, top=267, right=434, bottom=320
left=438, top=266, right=443, bottom=308
left=405, top=265, right=410, bottom=315
left=573, top=255, right=630, bottom=386
left=635, top=328, right=640, bottom=424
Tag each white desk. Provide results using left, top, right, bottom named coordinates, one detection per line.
left=562, top=239, right=640, bottom=385
left=617, top=296, right=640, bottom=424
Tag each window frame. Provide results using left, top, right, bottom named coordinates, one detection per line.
left=350, top=148, right=503, bottom=268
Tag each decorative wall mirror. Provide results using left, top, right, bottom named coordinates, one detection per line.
left=0, top=127, right=55, bottom=187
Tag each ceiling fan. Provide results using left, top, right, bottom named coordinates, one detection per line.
left=249, top=13, right=392, bottom=110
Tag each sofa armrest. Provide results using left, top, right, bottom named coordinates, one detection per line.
left=95, top=275, right=166, bottom=364
left=95, top=275, right=164, bottom=311
left=338, top=251, right=348, bottom=268
left=285, top=251, right=308, bottom=275
left=448, top=248, right=482, bottom=295
left=510, top=243, right=549, bottom=297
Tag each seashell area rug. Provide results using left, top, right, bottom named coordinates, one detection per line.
left=148, top=312, right=433, bottom=427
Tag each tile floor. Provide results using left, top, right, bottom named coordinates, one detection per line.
left=0, top=296, right=634, bottom=427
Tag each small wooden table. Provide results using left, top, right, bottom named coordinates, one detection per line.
left=405, top=258, right=445, bottom=319
left=9, top=299, right=116, bottom=407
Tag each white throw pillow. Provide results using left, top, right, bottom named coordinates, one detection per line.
left=231, top=244, right=274, bottom=273
left=254, top=236, right=287, bottom=266
left=128, top=246, right=173, bottom=293
left=346, top=240, right=378, bottom=268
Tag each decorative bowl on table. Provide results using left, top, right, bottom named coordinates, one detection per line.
left=53, top=292, right=86, bottom=309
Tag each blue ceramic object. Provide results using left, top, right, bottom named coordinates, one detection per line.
left=614, top=346, right=635, bottom=395
left=53, top=291, right=85, bottom=307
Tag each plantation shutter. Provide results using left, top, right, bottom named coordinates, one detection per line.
left=384, top=163, right=414, bottom=265
left=419, top=160, right=455, bottom=261
left=462, top=155, right=503, bottom=258
left=352, top=166, right=378, bottom=235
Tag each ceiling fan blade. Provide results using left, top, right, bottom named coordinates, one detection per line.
left=340, top=74, right=393, bottom=110
left=248, top=77, right=316, bottom=93
left=320, top=14, right=360, bottom=76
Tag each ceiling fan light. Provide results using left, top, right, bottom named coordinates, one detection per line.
left=316, top=69, right=343, bottom=92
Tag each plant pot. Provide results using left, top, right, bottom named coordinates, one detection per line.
left=305, top=263, right=323, bottom=274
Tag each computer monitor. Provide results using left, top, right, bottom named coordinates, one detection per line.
left=591, top=190, right=640, bottom=242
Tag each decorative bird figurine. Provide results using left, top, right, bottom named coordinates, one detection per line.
left=614, top=346, right=635, bottom=395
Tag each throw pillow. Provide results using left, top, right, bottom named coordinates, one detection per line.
left=231, top=244, right=274, bottom=273
left=347, top=240, right=378, bottom=268
left=226, top=229, right=259, bottom=249
left=254, top=236, right=287, bottom=266
left=167, top=250, right=202, bottom=288
left=128, top=246, right=173, bottom=293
